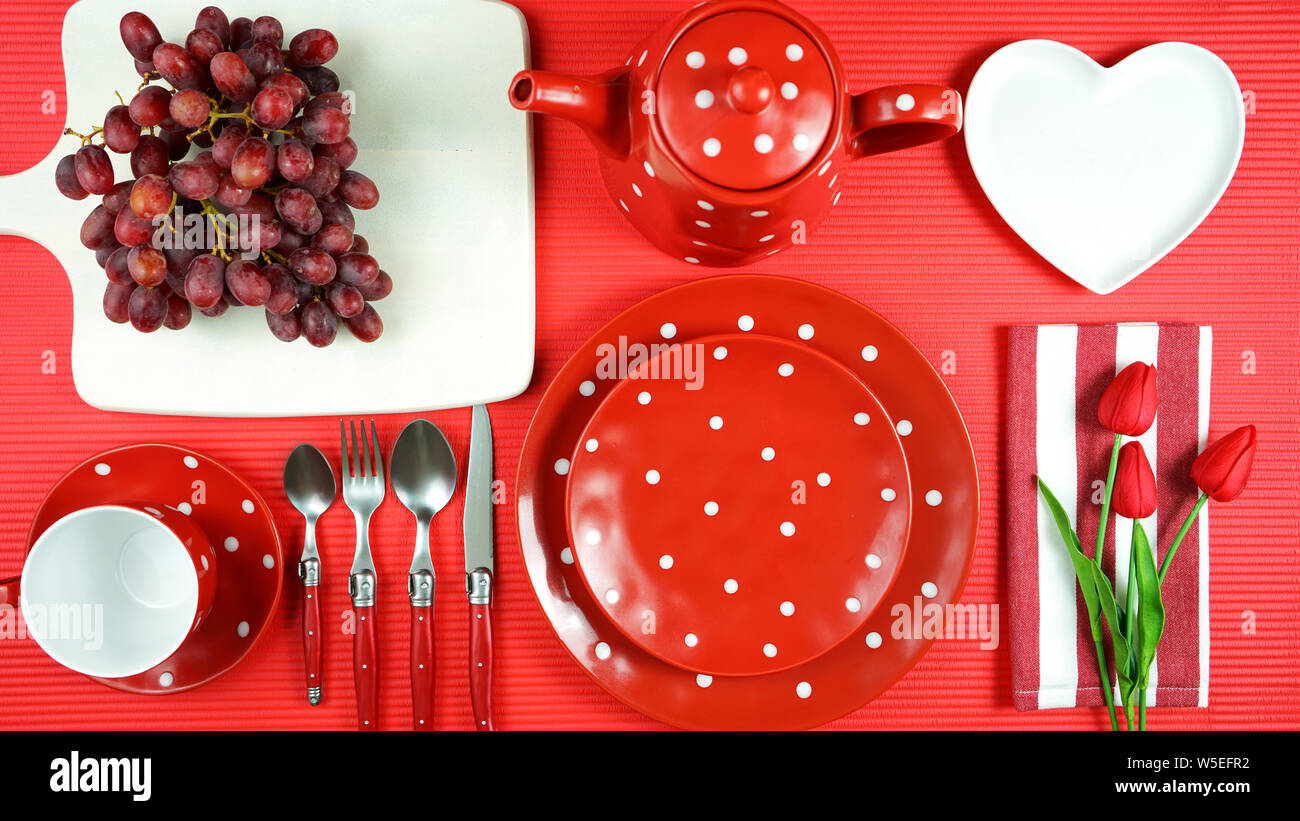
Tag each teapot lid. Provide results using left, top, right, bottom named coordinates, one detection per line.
left=655, top=9, right=835, bottom=191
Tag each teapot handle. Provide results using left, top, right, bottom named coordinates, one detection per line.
left=0, top=576, right=18, bottom=608
left=849, top=84, right=963, bottom=159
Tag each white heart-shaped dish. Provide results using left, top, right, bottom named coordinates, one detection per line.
left=965, top=40, right=1244, bottom=294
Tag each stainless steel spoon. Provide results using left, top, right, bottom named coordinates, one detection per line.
left=284, top=443, right=336, bottom=705
left=391, top=419, right=458, bottom=730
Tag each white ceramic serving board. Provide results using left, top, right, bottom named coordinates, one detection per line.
left=964, top=40, right=1244, bottom=295
left=0, top=0, right=534, bottom=416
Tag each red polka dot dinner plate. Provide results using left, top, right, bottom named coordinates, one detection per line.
left=24, top=444, right=283, bottom=694
left=565, top=333, right=911, bottom=677
left=517, top=275, right=979, bottom=730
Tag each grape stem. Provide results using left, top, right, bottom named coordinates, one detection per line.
left=63, top=126, right=103, bottom=146
left=198, top=199, right=235, bottom=263
left=188, top=104, right=248, bottom=142
left=190, top=102, right=255, bottom=141
left=190, top=98, right=302, bottom=143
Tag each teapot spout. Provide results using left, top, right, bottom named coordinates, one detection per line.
left=509, top=70, right=631, bottom=159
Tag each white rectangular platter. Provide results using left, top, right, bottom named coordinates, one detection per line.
left=0, top=0, right=534, bottom=416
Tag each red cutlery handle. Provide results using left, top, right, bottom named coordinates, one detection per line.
left=302, top=578, right=323, bottom=705
left=411, top=604, right=435, bottom=730
left=470, top=601, right=495, bottom=730
left=353, top=603, right=378, bottom=730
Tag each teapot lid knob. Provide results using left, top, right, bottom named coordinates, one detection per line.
left=727, top=66, right=775, bottom=114
left=654, top=9, right=835, bottom=191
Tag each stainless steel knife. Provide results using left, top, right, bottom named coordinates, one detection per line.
left=464, top=404, right=496, bottom=730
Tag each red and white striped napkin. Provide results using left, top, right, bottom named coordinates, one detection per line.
left=1007, top=323, right=1211, bottom=711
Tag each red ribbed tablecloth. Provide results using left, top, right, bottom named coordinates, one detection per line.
left=1, top=0, right=1296, bottom=730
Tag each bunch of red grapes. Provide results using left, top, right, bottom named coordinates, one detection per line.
left=56, top=7, right=389, bottom=346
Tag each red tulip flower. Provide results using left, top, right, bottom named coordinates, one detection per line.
left=1112, top=441, right=1157, bottom=519
left=1160, top=424, right=1257, bottom=586
left=1190, top=425, right=1257, bottom=502
left=1098, top=362, right=1158, bottom=436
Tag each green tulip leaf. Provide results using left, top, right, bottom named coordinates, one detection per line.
left=1132, top=523, right=1166, bottom=691
left=1036, top=478, right=1102, bottom=638
left=1037, top=477, right=1135, bottom=714
left=1091, top=561, right=1136, bottom=707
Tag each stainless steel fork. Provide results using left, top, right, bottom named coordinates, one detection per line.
left=341, top=419, right=385, bottom=731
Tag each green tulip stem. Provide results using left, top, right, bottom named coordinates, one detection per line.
left=1096, top=434, right=1123, bottom=569
left=1124, top=541, right=1137, bottom=653
left=1139, top=688, right=1148, bottom=731
left=1092, top=637, right=1120, bottom=732
left=1158, top=494, right=1208, bottom=586
left=1124, top=530, right=1138, bottom=730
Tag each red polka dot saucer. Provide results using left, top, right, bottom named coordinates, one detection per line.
left=565, top=333, right=911, bottom=677
left=517, top=275, right=978, bottom=729
left=24, top=444, right=282, bottom=694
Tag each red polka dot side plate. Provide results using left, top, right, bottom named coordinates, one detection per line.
left=516, top=275, right=978, bottom=729
left=25, top=444, right=283, bottom=694
left=565, top=333, right=911, bottom=676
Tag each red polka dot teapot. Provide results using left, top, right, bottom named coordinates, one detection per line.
left=508, top=0, right=963, bottom=267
